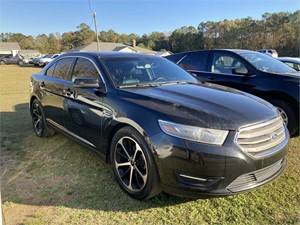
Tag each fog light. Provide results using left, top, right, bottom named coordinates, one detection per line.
left=179, top=174, right=208, bottom=182
left=177, top=172, right=221, bottom=190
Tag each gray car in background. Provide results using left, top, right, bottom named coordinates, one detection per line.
left=278, top=57, right=300, bottom=71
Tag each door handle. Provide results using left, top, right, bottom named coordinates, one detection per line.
left=208, top=77, right=215, bottom=81
left=63, top=88, right=73, bottom=96
left=39, top=82, right=45, bottom=88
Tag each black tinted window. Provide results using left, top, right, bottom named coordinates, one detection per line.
left=165, top=54, right=186, bottom=63
left=46, top=63, right=56, bottom=76
left=185, top=52, right=208, bottom=71
left=72, top=58, right=100, bottom=82
left=53, top=58, right=74, bottom=80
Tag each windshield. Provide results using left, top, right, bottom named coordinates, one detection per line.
left=101, top=56, right=198, bottom=88
left=240, top=52, right=296, bottom=73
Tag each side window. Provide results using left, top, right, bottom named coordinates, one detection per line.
left=72, top=58, right=100, bottom=82
left=285, top=62, right=300, bottom=71
left=211, top=53, right=245, bottom=74
left=52, top=58, right=74, bottom=80
left=185, top=52, right=208, bottom=71
left=165, top=54, right=186, bottom=64
left=46, top=62, right=56, bottom=76
left=177, top=56, right=188, bottom=68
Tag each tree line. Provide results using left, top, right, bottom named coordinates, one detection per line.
left=1, top=10, right=299, bottom=56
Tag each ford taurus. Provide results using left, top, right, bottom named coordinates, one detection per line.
left=30, top=52, right=288, bottom=199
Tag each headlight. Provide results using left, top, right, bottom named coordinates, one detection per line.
left=158, top=120, right=229, bottom=145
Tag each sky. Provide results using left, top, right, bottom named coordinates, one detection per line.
left=0, top=0, right=299, bottom=37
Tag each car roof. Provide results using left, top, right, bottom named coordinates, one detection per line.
left=61, top=51, right=154, bottom=59
left=278, top=57, right=300, bottom=63
left=257, top=49, right=277, bottom=51
left=169, top=49, right=257, bottom=55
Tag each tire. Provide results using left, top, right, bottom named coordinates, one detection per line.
left=269, top=99, right=298, bottom=136
left=110, top=126, right=161, bottom=200
left=31, top=99, right=56, bottom=137
left=18, top=61, right=24, bottom=66
left=0, top=61, right=6, bottom=65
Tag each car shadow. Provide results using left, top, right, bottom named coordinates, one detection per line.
left=1, top=103, right=197, bottom=213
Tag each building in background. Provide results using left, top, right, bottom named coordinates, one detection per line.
left=70, top=40, right=156, bottom=55
left=0, top=42, right=21, bottom=56
left=18, top=49, right=41, bottom=58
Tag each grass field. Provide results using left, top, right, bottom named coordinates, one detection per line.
left=1, top=65, right=299, bottom=225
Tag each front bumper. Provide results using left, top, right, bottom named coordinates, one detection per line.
left=150, top=129, right=288, bottom=198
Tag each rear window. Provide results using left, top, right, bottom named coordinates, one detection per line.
left=52, top=58, right=74, bottom=80
left=46, top=63, right=56, bottom=76
left=185, top=52, right=208, bottom=71
left=165, top=54, right=186, bottom=64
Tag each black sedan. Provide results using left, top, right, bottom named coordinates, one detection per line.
left=166, top=49, right=300, bottom=136
left=30, top=52, right=288, bottom=199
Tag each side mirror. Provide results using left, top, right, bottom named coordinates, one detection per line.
left=73, top=77, right=100, bottom=88
left=232, top=67, right=249, bottom=75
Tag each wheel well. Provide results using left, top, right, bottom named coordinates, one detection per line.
left=29, top=96, right=37, bottom=115
left=263, top=92, right=299, bottom=114
left=106, top=123, right=129, bottom=163
left=267, top=97, right=299, bottom=115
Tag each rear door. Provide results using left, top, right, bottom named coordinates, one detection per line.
left=179, top=51, right=211, bottom=82
left=41, top=57, right=75, bottom=127
left=6, top=56, right=17, bottom=64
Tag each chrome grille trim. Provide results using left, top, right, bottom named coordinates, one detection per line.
left=227, top=159, right=284, bottom=192
left=235, top=117, right=287, bottom=158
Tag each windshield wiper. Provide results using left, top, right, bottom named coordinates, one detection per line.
left=118, top=83, right=160, bottom=89
left=118, top=81, right=200, bottom=89
left=157, top=81, right=200, bottom=86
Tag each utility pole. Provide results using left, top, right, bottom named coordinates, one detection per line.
left=93, top=12, right=100, bottom=51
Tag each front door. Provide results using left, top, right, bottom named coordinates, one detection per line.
left=63, top=57, right=106, bottom=152
left=206, top=52, right=255, bottom=94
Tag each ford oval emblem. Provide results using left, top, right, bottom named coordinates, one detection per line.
left=271, top=133, right=278, bottom=141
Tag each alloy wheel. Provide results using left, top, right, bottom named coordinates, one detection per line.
left=32, top=101, right=44, bottom=136
left=114, top=136, right=148, bottom=192
left=277, top=107, right=288, bottom=125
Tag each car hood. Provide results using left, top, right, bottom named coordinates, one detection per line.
left=40, top=58, right=52, bottom=62
left=119, top=83, right=278, bottom=130
left=282, top=72, right=300, bottom=78
left=266, top=71, right=300, bottom=78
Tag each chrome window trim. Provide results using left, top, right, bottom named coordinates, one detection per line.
left=176, top=55, right=187, bottom=64
left=188, top=70, right=246, bottom=77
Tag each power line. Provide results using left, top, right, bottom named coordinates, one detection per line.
left=87, top=0, right=93, bottom=14
left=86, top=0, right=100, bottom=51
left=89, top=17, right=93, bottom=28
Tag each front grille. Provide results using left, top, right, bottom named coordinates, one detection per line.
left=236, top=117, right=286, bottom=158
left=227, top=159, right=284, bottom=192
